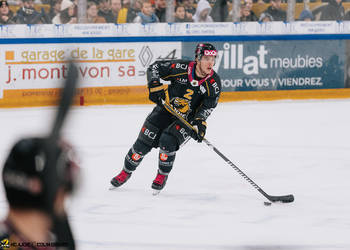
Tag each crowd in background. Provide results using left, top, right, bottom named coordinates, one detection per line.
left=0, top=0, right=350, bottom=25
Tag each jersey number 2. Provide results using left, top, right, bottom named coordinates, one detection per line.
left=184, top=89, right=194, bottom=100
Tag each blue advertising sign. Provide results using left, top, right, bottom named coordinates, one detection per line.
left=182, top=40, right=345, bottom=92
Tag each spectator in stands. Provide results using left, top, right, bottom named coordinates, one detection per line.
left=133, top=0, right=159, bottom=23
left=154, top=0, right=166, bottom=22
left=52, top=0, right=77, bottom=24
left=174, top=4, right=191, bottom=22
left=98, top=0, right=115, bottom=23
left=116, top=0, right=129, bottom=22
left=110, top=0, right=122, bottom=22
left=193, top=0, right=213, bottom=22
left=0, top=0, right=16, bottom=24
left=210, top=0, right=228, bottom=22
left=244, top=0, right=258, bottom=19
left=320, top=0, right=344, bottom=21
left=87, top=0, right=107, bottom=23
left=298, top=9, right=314, bottom=21
left=259, top=11, right=273, bottom=21
left=15, top=0, right=50, bottom=24
left=263, top=0, right=286, bottom=21
left=238, top=0, right=258, bottom=21
left=126, top=0, right=142, bottom=22
left=182, top=0, right=195, bottom=21
left=16, top=0, right=24, bottom=9
left=47, top=0, right=62, bottom=21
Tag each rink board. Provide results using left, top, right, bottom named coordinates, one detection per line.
left=1, top=23, right=350, bottom=107
left=1, top=86, right=350, bottom=108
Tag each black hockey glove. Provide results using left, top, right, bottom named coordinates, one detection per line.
left=148, top=81, right=165, bottom=105
left=191, top=118, right=207, bottom=143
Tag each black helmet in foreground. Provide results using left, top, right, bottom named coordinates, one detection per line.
left=2, top=137, right=79, bottom=214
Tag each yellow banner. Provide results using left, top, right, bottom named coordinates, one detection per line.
left=1, top=86, right=350, bottom=108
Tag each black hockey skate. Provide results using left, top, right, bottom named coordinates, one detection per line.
left=110, top=169, right=132, bottom=188
left=152, top=170, right=168, bottom=195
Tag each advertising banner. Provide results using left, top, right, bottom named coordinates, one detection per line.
left=182, top=40, right=345, bottom=92
left=0, top=35, right=349, bottom=107
left=0, top=22, right=346, bottom=38
left=0, top=42, right=181, bottom=92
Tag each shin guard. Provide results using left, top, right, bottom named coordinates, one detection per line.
left=158, top=148, right=176, bottom=174
left=124, top=140, right=151, bottom=172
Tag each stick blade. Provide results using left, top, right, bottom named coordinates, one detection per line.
left=268, top=194, right=294, bottom=203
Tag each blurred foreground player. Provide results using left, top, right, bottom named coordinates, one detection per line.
left=111, top=43, right=222, bottom=193
left=0, top=138, right=79, bottom=250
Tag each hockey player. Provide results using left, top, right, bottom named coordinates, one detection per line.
left=111, top=43, right=222, bottom=192
left=0, top=138, right=79, bottom=249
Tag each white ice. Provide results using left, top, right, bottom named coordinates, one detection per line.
left=0, top=99, right=350, bottom=250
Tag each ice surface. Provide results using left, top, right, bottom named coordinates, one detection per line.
left=0, top=99, right=349, bottom=250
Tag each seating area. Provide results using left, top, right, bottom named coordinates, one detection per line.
left=9, top=4, right=51, bottom=13
left=5, top=1, right=350, bottom=23
left=250, top=2, right=350, bottom=20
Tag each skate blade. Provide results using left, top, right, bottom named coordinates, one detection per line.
left=152, top=189, right=161, bottom=196
left=109, top=186, right=118, bottom=190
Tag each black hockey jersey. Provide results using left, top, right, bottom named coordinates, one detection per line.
left=147, top=60, right=221, bottom=122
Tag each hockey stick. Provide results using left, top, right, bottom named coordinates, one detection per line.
left=49, top=61, right=78, bottom=141
left=47, top=61, right=78, bottom=250
left=161, top=99, right=294, bottom=203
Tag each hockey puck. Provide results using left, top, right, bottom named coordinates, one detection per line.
left=264, top=202, right=272, bottom=206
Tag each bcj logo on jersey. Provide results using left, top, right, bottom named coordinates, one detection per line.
left=142, top=127, right=156, bottom=139
left=176, top=63, right=188, bottom=70
left=179, top=128, right=190, bottom=140
left=212, top=82, right=220, bottom=94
